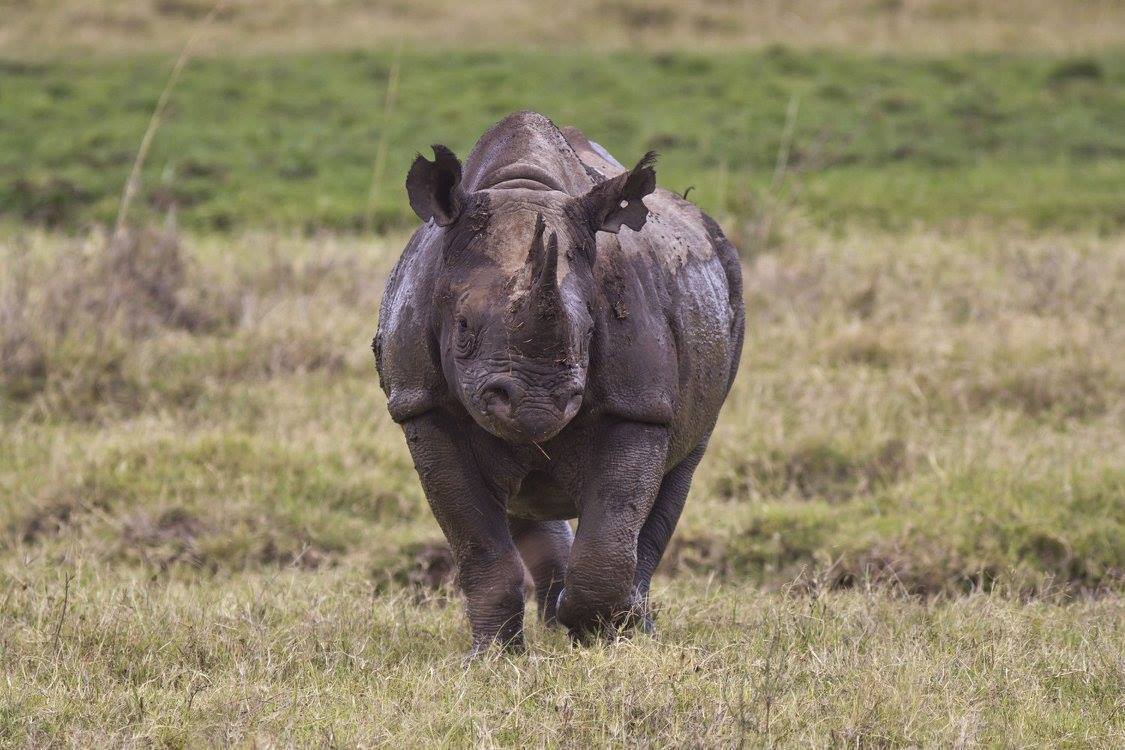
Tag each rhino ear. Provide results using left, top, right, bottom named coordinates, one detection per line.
left=406, top=144, right=464, bottom=227
left=580, top=151, right=657, bottom=234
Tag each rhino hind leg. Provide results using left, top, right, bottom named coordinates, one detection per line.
left=508, top=517, right=572, bottom=625
left=632, top=436, right=710, bottom=630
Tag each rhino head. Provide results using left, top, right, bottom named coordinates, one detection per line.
left=405, top=144, right=656, bottom=443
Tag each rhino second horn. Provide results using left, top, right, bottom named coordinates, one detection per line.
left=526, top=214, right=560, bottom=301
left=535, top=232, right=559, bottom=295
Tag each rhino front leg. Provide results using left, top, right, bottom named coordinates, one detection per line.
left=401, top=412, right=526, bottom=655
left=508, top=517, right=572, bottom=625
left=632, top=436, right=710, bottom=630
left=557, top=421, right=669, bottom=642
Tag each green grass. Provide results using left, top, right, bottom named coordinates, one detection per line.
left=3, top=49, right=1123, bottom=233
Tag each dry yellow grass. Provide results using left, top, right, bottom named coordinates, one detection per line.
left=3, top=222, right=1122, bottom=587
left=2, top=0, right=1124, bottom=59
left=2, top=222, right=1123, bottom=744
left=3, top=572, right=1122, bottom=746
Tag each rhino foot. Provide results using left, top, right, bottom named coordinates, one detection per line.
left=556, top=587, right=653, bottom=644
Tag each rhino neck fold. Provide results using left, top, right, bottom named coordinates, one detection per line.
left=461, top=111, right=593, bottom=197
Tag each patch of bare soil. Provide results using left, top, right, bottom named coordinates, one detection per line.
left=659, top=532, right=1123, bottom=599
left=257, top=536, right=331, bottom=571
left=717, top=438, right=909, bottom=503
left=373, top=540, right=456, bottom=601
left=17, top=501, right=78, bottom=543
left=121, top=507, right=211, bottom=571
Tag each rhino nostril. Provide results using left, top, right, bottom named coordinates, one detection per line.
left=485, top=385, right=511, bottom=404
left=481, top=377, right=516, bottom=416
left=554, top=386, right=584, bottom=412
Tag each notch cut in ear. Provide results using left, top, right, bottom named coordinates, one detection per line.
left=406, top=145, right=464, bottom=226
left=580, top=151, right=657, bottom=234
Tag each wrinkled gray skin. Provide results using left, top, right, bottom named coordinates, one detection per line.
left=374, top=112, right=744, bottom=654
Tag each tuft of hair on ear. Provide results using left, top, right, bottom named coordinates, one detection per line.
left=430, top=144, right=462, bottom=184
left=582, top=150, right=658, bottom=234
left=632, top=150, right=658, bottom=180
left=621, top=149, right=657, bottom=200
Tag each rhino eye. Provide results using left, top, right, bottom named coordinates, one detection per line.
left=454, top=316, right=478, bottom=356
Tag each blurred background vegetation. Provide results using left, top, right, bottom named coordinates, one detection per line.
left=2, top=1, right=1123, bottom=238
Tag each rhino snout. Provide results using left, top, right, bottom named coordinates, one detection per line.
left=474, top=375, right=583, bottom=443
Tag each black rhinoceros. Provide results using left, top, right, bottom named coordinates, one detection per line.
left=374, top=111, right=744, bottom=653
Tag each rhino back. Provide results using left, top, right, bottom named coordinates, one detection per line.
left=589, top=188, right=743, bottom=463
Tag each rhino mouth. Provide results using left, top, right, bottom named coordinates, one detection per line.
left=484, top=405, right=579, bottom=444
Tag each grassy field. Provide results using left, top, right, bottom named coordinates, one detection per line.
left=2, top=224, right=1122, bottom=744
left=4, top=49, right=1124, bottom=234
left=2, top=1, right=1125, bottom=746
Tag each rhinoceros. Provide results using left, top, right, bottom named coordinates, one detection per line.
left=374, top=111, right=744, bottom=653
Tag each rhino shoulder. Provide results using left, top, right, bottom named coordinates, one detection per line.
left=588, top=195, right=742, bottom=439
left=375, top=226, right=446, bottom=422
